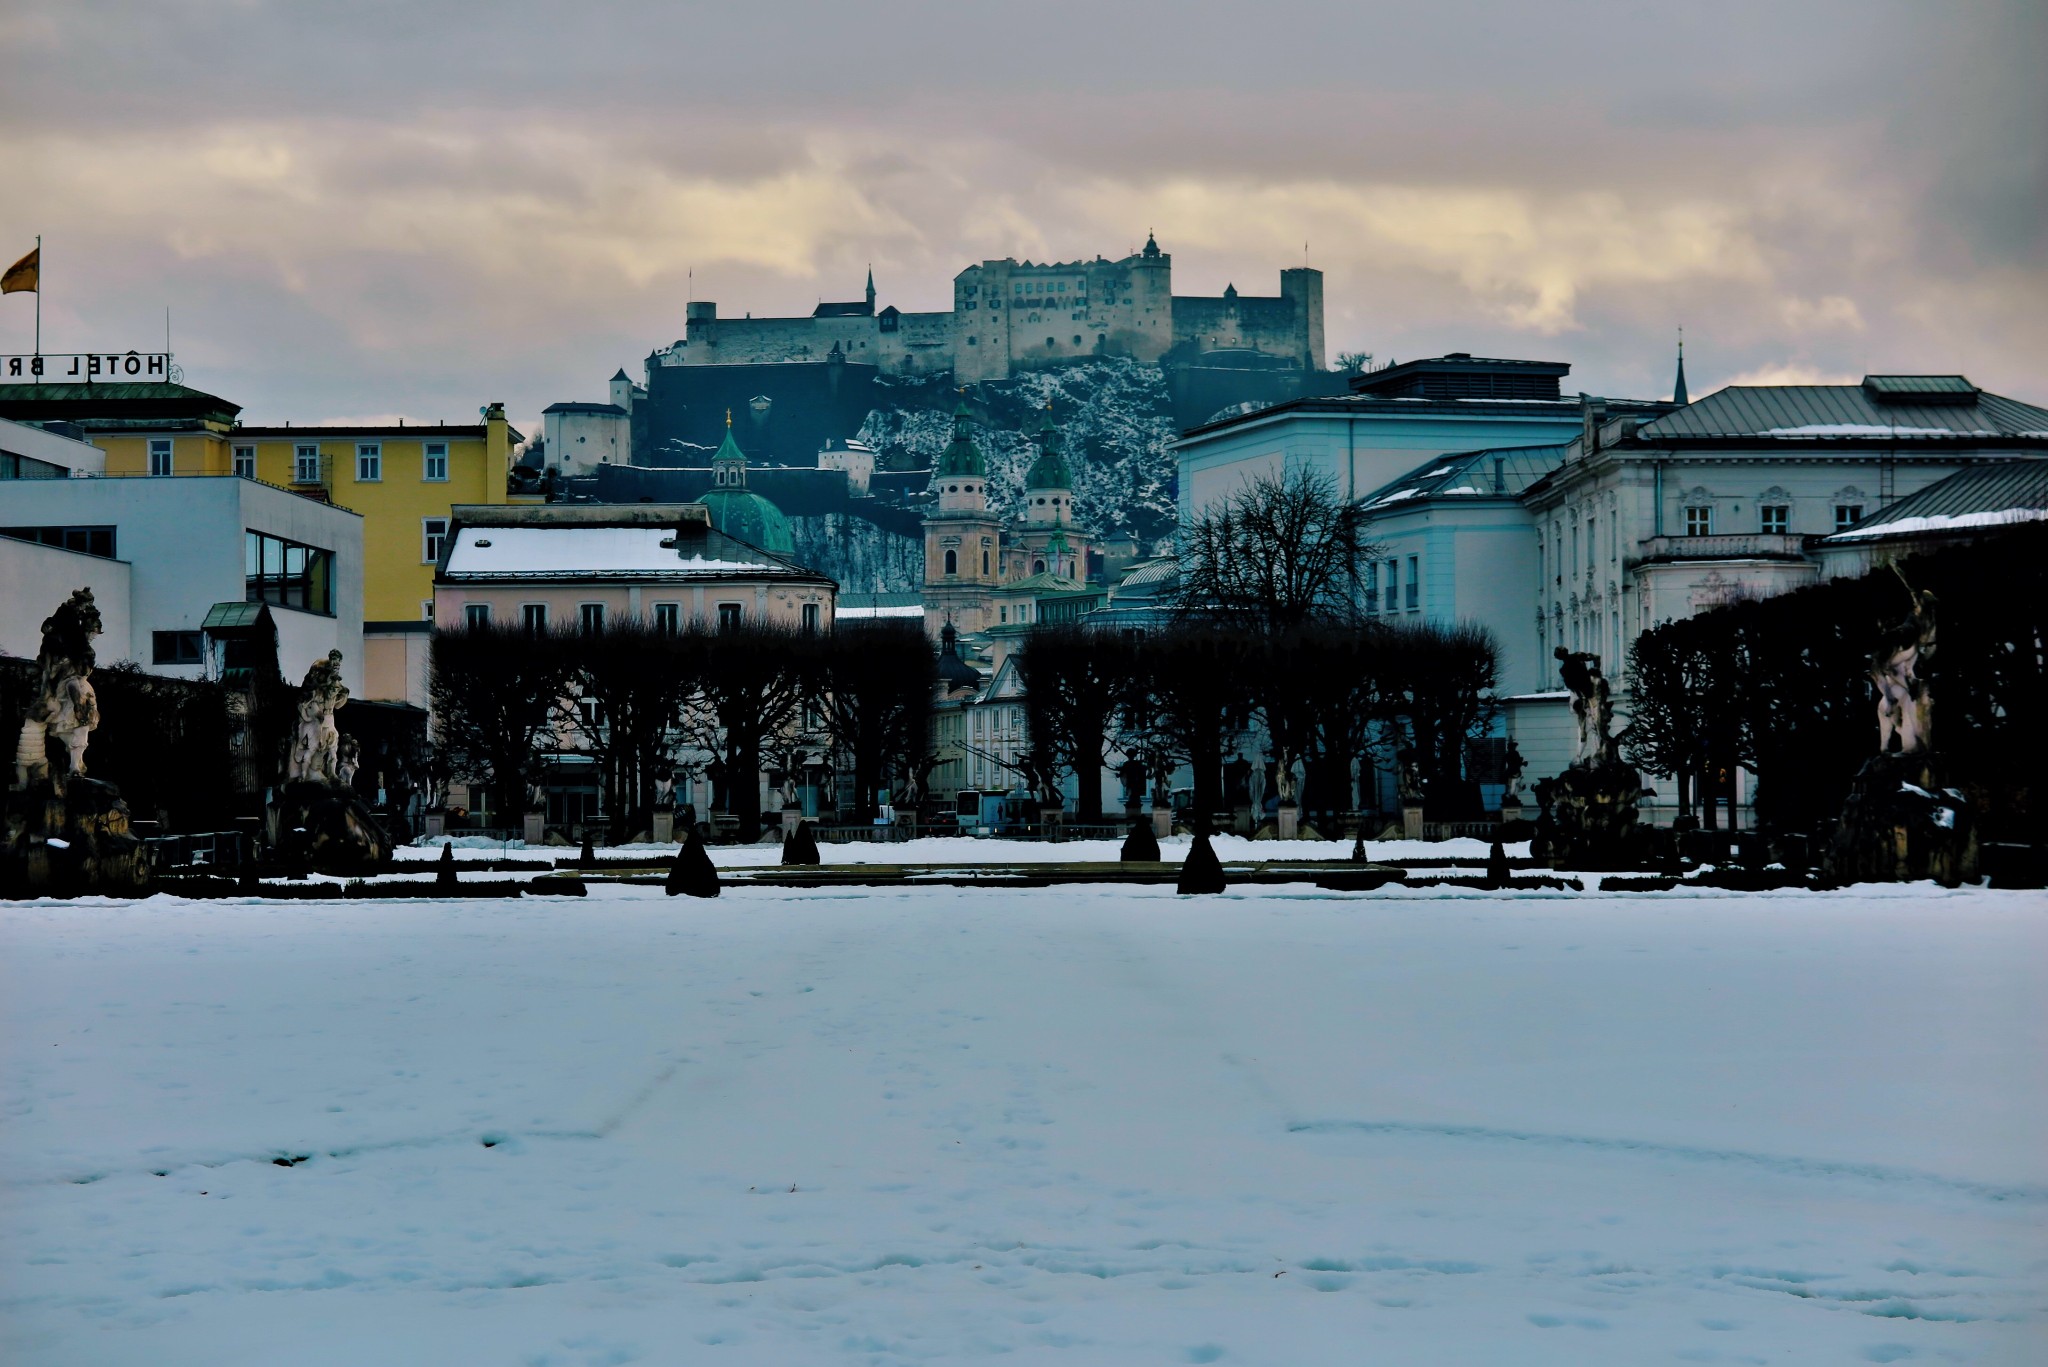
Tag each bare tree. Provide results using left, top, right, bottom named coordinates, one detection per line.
left=429, top=622, right=576, bottom=826
left=820, top=620, right=936, bottom=819
left=685, top=622, right=819, bottom=835
left=1380, top=620, right=1500, bottom=817
left=571, top=621, right=710, bottom=841
left=1174, top=468, right=1376, bottom=636
left=1016, top=623, right=1137, bottom=822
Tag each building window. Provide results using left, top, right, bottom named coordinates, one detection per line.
left=654, top=602, right=680, bottom=635
left=521, top=603, right=547, bottom=633
left=244, top=530, right=335, bottom=615
left=422, top=517, right=449, bottom=564
left=465, top=603, right=491, bottom=628
left=233, top=445, right=256, bottom=479
left=356, top=443, right=382, bottom=482
left=294, top=444, right=321, bottom=484
left=1761, top=504, right=1789, bottom=534
left=1384, top=559, right=1398, bottom=612
left=1587, top=517, right=1596, bottom=570
left=982, top=549, right=990, bottom=574
left=944, top=548, right=958, bottom=575
left=151, top=630, right=203, bottom=665
left=580, top=602, right=605, bottom=635
left=1684, top=505, right=1713, bottom=537
left=421, top=599, right=433, bottom=621
left=1835, top=503, right=1864, bottom=531
left=717, top=602, right=743, bottom=630
left=0, top=524, right=116, bottom=558
left=149, top=438, right=173, bottom=476
left=801, top=602, right=820, bottom=634
left=423, top=441, right=448, bottom=482
left=1406, top=555, right=1420, bottom=610
left=1610, top=510, right=1618, bottom=561
left=1362, top=563, right=1378, bottom=613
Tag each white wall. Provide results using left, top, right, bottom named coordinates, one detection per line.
left=1, top=477, right=364, bottom=692
left=0, top=416, right=105, bottom=474
left=543, top=408, right=630, bottom=476
left=0, top=538, right=132, bottom=663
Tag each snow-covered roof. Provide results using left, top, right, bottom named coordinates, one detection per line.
left=1824, top=459, right=2048, bottom=543
left=440, top=523, right=828, bottom=584
left=1642, top=381, right=2048, bottom=441
left=1357, top=443, right=1571, bottom=510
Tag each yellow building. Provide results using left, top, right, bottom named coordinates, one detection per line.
left=0, top=380, right=525, bottom=702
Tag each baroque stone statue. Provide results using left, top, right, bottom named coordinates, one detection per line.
left=1871, top=586, right=1936, bottom=755
left=12, top=588, right=103, bottom=792
left=1502, top=739, right=1526, bottom=801
left=286, top=650, right=350, bottom=786
left=1554, top=646, right=1616, bottom=767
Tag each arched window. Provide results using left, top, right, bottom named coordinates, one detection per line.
left=1033, top=558, right=1046, bottom=574
left=982, top=549, right=990, bottom=574
left=944, top=549, right=958, bottom=575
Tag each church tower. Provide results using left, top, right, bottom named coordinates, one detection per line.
left=921, top=398, right=1005, bottom=636
left=1011, top=404, right=1093, bottom=581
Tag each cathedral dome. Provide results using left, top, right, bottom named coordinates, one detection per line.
left=694, top=420, right=795, bottom=556
left=698, top=487, right=794, bottom=556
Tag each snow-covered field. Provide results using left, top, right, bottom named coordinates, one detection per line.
left=3, top=882, right=2043, bottom=1365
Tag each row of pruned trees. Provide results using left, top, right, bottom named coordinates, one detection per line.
left=1620, top=526, right=2048, bottom=841
left=1015, top=618, right=1500, bottom=826
left=429, top=619, right=935, bottom=839
left=1015, top=467, right=1502, bottom=826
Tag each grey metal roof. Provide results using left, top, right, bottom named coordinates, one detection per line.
left=1359, top=442, right=1571, bottom=509
left=1826, top=458, right=2048, bottom=541
left=1642, top=382, right=2048, bottom=440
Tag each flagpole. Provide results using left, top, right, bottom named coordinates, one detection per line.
left=34, top=234, right=41, bottom=356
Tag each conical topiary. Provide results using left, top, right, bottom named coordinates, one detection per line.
left=579, top=833, right=596, bottom=868
left=1350, top=833, right=1367, bottom=863
left=1486, top=839, right=1511, bottom=888
left=436, top=840, right=458, bottom=890
left=1176, top=830, right=1227, bottom=895
left=665, top=828, right=720, bottom=898
left=781, top=819, right=821, bottom=866
left=1120, top=819, right=1160, bottom=862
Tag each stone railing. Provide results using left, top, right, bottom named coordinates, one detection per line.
left=1630, top=533, right=1813, bottom=564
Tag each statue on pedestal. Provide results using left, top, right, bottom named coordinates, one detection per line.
left=1828, top=575, right=1974, bottom=886
left=1502, top=740, right=1527, bottom=803
left=1534, top=647, right=1646, bottom=870
left=270, top=650, right=391, bottom=871
left=3, top=588, right=148, bottom=897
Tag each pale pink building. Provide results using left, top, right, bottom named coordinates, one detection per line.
left=433, top=503, right=835, bottom=635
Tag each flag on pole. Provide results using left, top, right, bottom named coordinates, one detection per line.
left=1, top=245, right=38, bottom=294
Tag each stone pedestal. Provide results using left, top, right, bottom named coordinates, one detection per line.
left=272, top=781, right=392, bottom=873
left=424, top=812, right=446, bottom=839
left=522, top=811, right=545, bottom=845
left=1152, top=807, right=1172, bottom=839
left=651, top=810, right=675, bottom=845
left=1231, top=805, right=1253, bottom=837
left=1533, top=759, right=1648, bottom=871
left=1, top=777, right=151, bottom=898
left=1275, top=802, right=1299, bottom=840
left=1499, top=797, right=1523, bottom=825
left=1401, top=804, right=1424, bottom=841
left=1824, top=751, right=1979, bottom=888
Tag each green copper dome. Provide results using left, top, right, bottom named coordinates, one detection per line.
left=694, top=421, right=795, bottom=556
left=935, top=398, right=985, bottom=478
left=1024, top=405, right=1073, bottom=490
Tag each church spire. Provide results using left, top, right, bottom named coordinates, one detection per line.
left=865, top=265, right=875, bottom=311
left=713, top=410, right=748, bottom=487
left=1672, top=328, right=1689, bottom=406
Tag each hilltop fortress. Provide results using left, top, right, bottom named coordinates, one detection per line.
left=658, top=234, right=1325, bottom=383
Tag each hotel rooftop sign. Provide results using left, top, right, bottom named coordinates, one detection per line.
left=2, top=352, right=173, bottom=384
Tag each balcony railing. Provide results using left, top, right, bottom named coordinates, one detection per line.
left=1631, top=533, right=1813, bottom=564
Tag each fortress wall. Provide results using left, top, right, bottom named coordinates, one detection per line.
left=681, top=314, right=881, bottom=367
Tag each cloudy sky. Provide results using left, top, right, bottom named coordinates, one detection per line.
left=2, top=1, right=2042, bottom=431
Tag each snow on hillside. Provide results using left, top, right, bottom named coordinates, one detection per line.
left=859, top=359, right=1183, bottom=545
left=3, top=882, right=2043, bottom=1365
